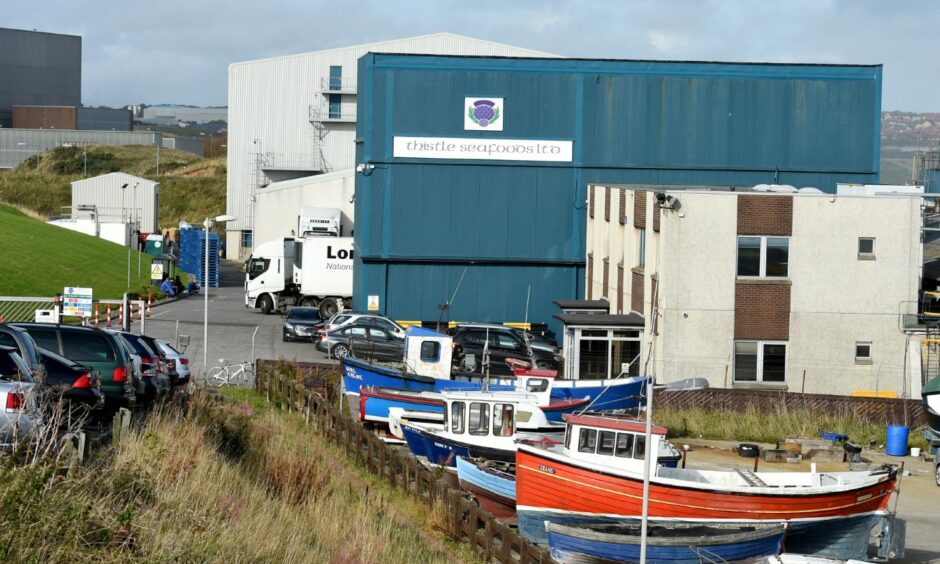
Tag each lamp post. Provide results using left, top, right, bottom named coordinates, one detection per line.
left=121, top=183, right=130, bottom=287
left=203, top=214, right=237, bottom=373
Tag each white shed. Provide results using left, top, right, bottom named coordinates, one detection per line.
left=71, top=172, right=160, bottom=233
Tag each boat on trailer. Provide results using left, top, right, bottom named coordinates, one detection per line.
left=545, top=521, right=787, bottom=564
left=514, top=413, right=902, bottom=560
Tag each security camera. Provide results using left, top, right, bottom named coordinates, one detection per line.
left=356, top=163, right=366, bottom=173
left=655, top=192, right=667, bottom=205
left=655, top=192, right=680, bottom=210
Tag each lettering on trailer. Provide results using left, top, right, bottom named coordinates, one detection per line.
left=327, top=246, right=354, bottom=260
left=393, top=136, right=573, bottom=162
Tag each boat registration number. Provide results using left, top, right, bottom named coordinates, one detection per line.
left=539, top=465, right=556, bottom=474
left=856, top=494, right=872, bottom=502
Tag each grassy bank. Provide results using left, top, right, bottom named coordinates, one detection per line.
left=0, top=390, right=472, bottom=562
left=655, top=405, right=930, bottom=451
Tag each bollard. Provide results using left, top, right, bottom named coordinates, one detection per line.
left=94, top=304, right=99, bottom=328
left=146, top=295, right=152, bottom=317
left=106, top=304, right=112, bottom=327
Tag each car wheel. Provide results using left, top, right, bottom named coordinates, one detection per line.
left=320, top=298, right=338, bottom=319
left=259, top=295, right=273, bottom=315
left=282, top=334, right=290, bottom=342
left=331, top=343, right=350, bottom=359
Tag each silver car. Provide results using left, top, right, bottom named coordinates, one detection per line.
left=155, top=339, right=191, bottom=384
left=0, top=346, right=42, bottom=448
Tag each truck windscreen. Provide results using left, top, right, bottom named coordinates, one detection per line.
left=247, top=258, right=270, bottom=279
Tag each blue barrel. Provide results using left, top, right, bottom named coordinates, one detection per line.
left=885, top=425, right=909, bottom=456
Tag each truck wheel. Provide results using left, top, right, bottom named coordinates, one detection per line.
left=319, top=298, right=338, bottom=318
left=331, top=343, right=350, bottom=359
left=259, top=295, right=273, bottom=315
left=299, top=296, right=316, bottom=307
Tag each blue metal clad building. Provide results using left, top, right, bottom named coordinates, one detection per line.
left=354, top=54, right=882, bottom=333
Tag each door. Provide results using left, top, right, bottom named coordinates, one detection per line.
left=367, top=328, right=403, bottom=362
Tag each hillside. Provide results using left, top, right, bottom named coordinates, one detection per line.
left=0, top=204, right=155, bottom=298
left=0, top=145, right=226, bottom=228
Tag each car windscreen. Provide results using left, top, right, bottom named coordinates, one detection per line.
left=38, top=349, right=84, bottom=383
left=288, top=309, right=321, bottom=321
left=0, top=350, right=31, bottom=380
left=120, top=335, right=155, bottom=358
left=61, top=331, right=116, bottom=363
left=157, top=341, right=181, bottom=355
left=25, top=328, right=60, bottom=353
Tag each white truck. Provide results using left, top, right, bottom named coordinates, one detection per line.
left=298, top=207, right=342, bottom=237
left=245, top=236, right=353, bottom=317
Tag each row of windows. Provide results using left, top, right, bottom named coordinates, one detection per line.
left=736, top=236, right=878, bottom=279
left=448, top=402, right=515, bottom=437
left=733, top=340, right=875, bottom=383
left=568, top=427, right=647, bottom=459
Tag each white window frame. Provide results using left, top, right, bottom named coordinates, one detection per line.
left=568, top=326, right=642, bottom=379
left=737, top=236, right=789, bottom=279
left=733, top=340, right=788, bottom=384
left=855, top=341, right=872, bottom=361
left=637, top=228, right=646, bottom=269
left=858, top=237, right=875, bottom=258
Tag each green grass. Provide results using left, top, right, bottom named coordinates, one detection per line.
left=0, top=145, right=226, bottom=227
left=656, top=406, right=930, bottom=451
left=0, top=204, right=157, bottom=299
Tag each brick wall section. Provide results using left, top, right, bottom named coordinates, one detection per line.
left=653, top=200, right=661, bottom=232
left=604, top=187, right=611, bottom=222
left=737, top=195, right=793, bottom=236
left=619, top=189, right=627, bottom=225
left=617, top=266, right=624, bottom=313
left=631, top=271, right=644, bottom=314
left=602, top=259, right=609, bottom=298
left=587, top=255, right=593, bottom=299
left=634, top=191, right=646, bottom=229
left=734, top=283, right=791, bottom=340
left=589, top=186, right=594, bottom=219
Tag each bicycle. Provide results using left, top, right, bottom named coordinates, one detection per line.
left=205, top=359, right=255, bottom=387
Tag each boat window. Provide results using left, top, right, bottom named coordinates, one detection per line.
left=525, top=378, right=548, bottom=392
left=578, top=428, right=597, bottom=453
left=451, top=402, right=465, bottom=434
left=492, top=403, right=514, bottom=437
left=634, top=435, right=646, bottom=459
left=564, top=426, right=572, bottom=450
left=442, top=403, right=449, bottom=432
left=597, top=431, right=616, bottom=455
left=615, top=433, right=634, bottom=458
left=420, top=341, right=440, bottom=362
left=468, top=402, right=490, bottom=436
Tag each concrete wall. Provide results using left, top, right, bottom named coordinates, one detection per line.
left=251, top=170, right=355, bottom=246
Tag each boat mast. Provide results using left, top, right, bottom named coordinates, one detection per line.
left=639, top=297, right=660, bottom=564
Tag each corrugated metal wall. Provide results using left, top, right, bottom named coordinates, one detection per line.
left=226, top=32, right=559, bottom=237
left=77, top=107, right=132, bottom=131
left=354, top=54, right=882, bottom=335
left=71, top=173, right=160, bottom=233
left=0, top=28, right=81, bottom=128
left=162, top=137, right=204, bottom=157
left=0, top=129, right=160, bottom=169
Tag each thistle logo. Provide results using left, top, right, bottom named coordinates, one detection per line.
left=465, top=97, right=504, bottom=131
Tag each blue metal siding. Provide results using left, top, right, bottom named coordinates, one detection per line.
left=355, top=54, right=882, bottom=332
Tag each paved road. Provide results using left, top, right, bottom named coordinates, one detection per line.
left=132, top=260, right=334, bottom=377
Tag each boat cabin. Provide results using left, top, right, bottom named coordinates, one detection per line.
left=441, top=391, right=556, bottom=437
left=402, top=326, right=453, bottom=379
left=562, top=413, right=669, bottom=470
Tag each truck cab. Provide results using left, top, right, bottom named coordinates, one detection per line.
left=245, top=237, right=295, bottom=313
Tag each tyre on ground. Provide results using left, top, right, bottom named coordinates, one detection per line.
left=319, top=298, right=338, bottom=319
left=259, top=295, right=273, bottom=315
left=331, top=343, right=350, bottom=359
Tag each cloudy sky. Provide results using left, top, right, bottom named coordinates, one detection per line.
left=7, top=0, right=937, bottom=111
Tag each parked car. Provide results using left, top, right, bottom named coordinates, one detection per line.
left=12, top=324, right=136, bottom=412
left=135, top=333, right=181, bottom=387
left=450, top=323, right=560, bottom=376
left=109, top=332, right=168, bottom=404
left=0, top=324, right=47, bottom=382
left=283, top=306, right=325, bottom=342
left=36, top=347, right=105, bottom=415
left=0, top=346, right=42, bottom=447
left=316, top=321, right=406, bottom=361
left=321, top=311, right=406, bottom=340
left=154, top=339, right=190, bottom=385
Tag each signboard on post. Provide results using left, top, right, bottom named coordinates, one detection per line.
left=63, top=287, right=93, bottom=318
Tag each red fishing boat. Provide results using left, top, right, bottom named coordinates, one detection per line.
left=515, top=413, right=901, bottom=560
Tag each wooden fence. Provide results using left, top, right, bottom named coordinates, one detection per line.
left=655, top=387, right=926, bottom=427
left=255, top=361, right=553, bottom=564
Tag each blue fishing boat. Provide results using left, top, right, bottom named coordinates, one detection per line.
left=545, top=521, right=786, bottom=564
left=456, top=456, right=517, bottom=522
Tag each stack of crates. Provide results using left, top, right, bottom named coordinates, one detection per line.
left=178, top=228, right=220, bottom=287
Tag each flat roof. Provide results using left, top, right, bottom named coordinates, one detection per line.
left=553, top=299, right=610, bottom=311
left=554, top=312, right=644, bottom=327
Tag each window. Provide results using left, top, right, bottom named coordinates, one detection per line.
left=62, top=332, right=115, bottom=362
left=468, top=402, right=490, bottom=436
left=578, top=428, right=597, bottom=453
left=858, top=237, right=875, bottom=258
left=634, top=435, right=646, bottom=459
left=247, top=258, right=269, bottom=280
left=240, top=230, right=253, bottom=251
left=369, top=328, right=389, bottom=339
left=564, top=426, right=572, bottom=450
left=637, top=228, right=646, bottom=268
left=737, top=236, right=789, bottom=278
left=346, top=326, right=367, bottom=337
left=597, top=431, right=616, bottom=455
left=855, top=341, right=872, bottom=361
left=495, top=333, right=523, bottom=351
left=615, top=433, right=634, bottom=458
left=450, top=402, right=465, bottom=434
left=329, top=65, right=342, bottom=90
left=492, top=403, right=514, bottom=437
left=525, top=378, right=549, bottom=393
left=420, top=341, right=440, bottom=362
left=734, top=341, right=787, bottom=383
left=28, top=329, right=60, bottom=353
left=576, top=328, right=641, bottom=379
left=328, top=94, right=342, bottom=119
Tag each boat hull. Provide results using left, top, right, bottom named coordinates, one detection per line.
left=456, top=457, right=517, bottom=523
left=546, top=522, right=786, bottom=564
left=400, top=423, right=470, bottom=467
left=515, top=447, right=896, bottom=559
left=360, top=387, right=443, bottom=423
left=926, top=405, right=940, bottom=436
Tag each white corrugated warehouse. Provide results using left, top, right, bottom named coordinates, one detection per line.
left=71, top=172, right=160, bottom=233
left=226, top=32, right=558, bottom=258
left=254, top=170, right=355, bottom=245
